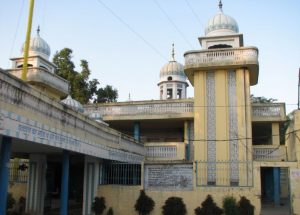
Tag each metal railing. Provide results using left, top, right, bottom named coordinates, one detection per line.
left=9, top=160, right=29, bottom=183
left=99, top=162, right=141, bottom=185
left=195, top=161, right=253, bottom=187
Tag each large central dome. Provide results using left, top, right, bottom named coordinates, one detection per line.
left=205, top=1, right=239, bottom=36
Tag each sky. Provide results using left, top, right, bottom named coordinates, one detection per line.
left=0, top=0, right=299, bottom=113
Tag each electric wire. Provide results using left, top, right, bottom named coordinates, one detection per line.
left=184, top=0, right=205, bottom=28
left=152, top=0, right=194, bottom=49
left=95, top=0, right=168, bottom=61
left=7, top=0, right=25, bottom=68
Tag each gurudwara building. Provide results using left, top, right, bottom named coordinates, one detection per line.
left=1, top=1, right=300, bottom=215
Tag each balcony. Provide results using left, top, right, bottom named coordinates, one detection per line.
left=184, top=47, right=259, bottom=85
left=145, top=142, right=186, bottom=161
left=252, top=103, right=286, bottom=122
left=7, top=67, right=69, bottom=98
left=253, top=145, right=287, bottom=162
left=84, top=99, right=194, bottom=121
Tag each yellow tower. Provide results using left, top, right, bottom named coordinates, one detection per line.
left=184, top=1, right=259, bottom=186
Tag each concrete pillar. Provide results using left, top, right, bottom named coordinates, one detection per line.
left=272, top=123, right=280, bottom=146
left=26, top=154, right=47, bottom=215
left=60, top=150, right=70, bottom=215
left=83, top=156, right=99, bottom=215
left=134, top=122, right=140, bottom=141
left=184, top=121, right=190, bottom=161
left=273, top=167, right=280, bottom=205
left=0, top=136, right=12, bottom=215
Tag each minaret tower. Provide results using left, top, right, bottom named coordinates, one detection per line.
left=184, top=1, right=259, bottom=186
left=8, top=27, right=69, bottom=100
left=158, top=44, right=188, bottom=100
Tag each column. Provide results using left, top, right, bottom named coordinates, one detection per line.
left=184, top=121, right=190, bottom=161
left=83, top=156, right=99, bottom=215
left=133, top=122, right=140, bottom=141
left=0, top=136, right=12, bottom=215
left=273, top=167, right=280, bottom=205
left=272, top=123, right=280, bottom=146
left=26, top=154, right=47, bottom=214
left=60, top=150, right=70, bottom=215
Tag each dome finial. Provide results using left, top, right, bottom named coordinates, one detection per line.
left=37, top=25, right=40, bottom=36
left=171, top=43, right=175, bottom=61
left=218, top=0, right=223, bottom=12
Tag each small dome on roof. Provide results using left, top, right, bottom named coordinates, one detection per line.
left=205, top=1, right=239, bottom=36
left=21, top=26, right=51, bottom=59
left=61, top=95, right=84, bottom=113
left=159, top=44, right=186, bottom=79
left=160, top=61, right=185, bottom=78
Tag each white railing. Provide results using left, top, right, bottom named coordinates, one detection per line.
left=146, top=146, right=177, bottom=158
left=252, top=104, right=282, bottom=117
left=185, top=47, right=258, bottom=67
left=85, top=100, right=194, bottom=118
left=145, top=142, right=185, bottom=161
left=253, top=145, right=287, bottom=161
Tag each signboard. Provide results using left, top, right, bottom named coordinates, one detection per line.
left=144, top=164, right=193, bottom=190
left=0, top=109, right=143, bottom=163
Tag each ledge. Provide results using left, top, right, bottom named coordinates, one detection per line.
left=184, top=46, right=259, bottom=86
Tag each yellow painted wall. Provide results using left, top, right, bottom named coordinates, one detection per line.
left=8, top=182, right=27, bottom=201
left=97, top=184, right=261, bottom=215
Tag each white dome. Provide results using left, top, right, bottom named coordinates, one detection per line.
left=160, top=60, right=185, bottom=78
left=21, top=27, right=51, bottom=60
left=61, top=95, right=84, bottom=113
left=205, top=6, right=239, bottom=36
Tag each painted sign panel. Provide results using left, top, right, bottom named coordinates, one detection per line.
left=144, top=164, right=193, bottom=190
left=0, top=109, right=143, bottom=163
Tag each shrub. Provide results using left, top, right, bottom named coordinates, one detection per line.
left=7, top=193, right=16, bottom=210
left=194, top=195, right=222, bottom=215
left=107, top=207, right=113, bottom=215
left=237, top=196, right=254, bottom=215
left=92, top=197, right=106, bottom=215
left=18, top=197, right=26, bottom=214
left=223, top=196, right=238, bottom=215
left=162, top=197, right=187, bottom=215
left=134, top=190, right=155, bottom=215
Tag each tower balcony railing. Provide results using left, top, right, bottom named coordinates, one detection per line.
left=251, top=103, right=286, bottom=122
left=84, top=99, right=194, bottom=121
left=184, top=47, right=259, bottom=85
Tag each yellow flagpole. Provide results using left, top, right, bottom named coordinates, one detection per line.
left=21, top=0, right=35, bottom=81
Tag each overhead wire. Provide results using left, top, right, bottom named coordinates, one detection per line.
left=184, top=0, right=205, bottom=28
left=152, top=0, right=194, bottom=49
left=95, top=0, right=168, bottom=61
left=7, top=0, right=25, bottom=68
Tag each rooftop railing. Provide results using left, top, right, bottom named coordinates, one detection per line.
left=85, top=99, right=194, bottom=120
left=252, top=103, right=286, bottom=122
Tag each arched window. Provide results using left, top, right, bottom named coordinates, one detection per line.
left=208, top=44, right=232, bottom=49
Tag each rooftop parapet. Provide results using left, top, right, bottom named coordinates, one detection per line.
left=184, top=47, right=259, bottom=85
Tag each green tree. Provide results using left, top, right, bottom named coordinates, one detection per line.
left=134, top=190, right=155, bottom=215
left=250, top=94, right=277, bottom=103
left=96, top=85, right=118, bottom=103
left=53, top=48, right=118, bottom=104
